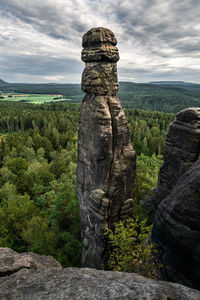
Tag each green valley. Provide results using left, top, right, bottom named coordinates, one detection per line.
left=0, top=79, right=199, bottom=112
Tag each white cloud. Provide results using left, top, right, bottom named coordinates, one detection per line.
left=43, top=75, right=64, bottom=81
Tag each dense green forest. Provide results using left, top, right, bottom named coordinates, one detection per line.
left=1, top=80, right=200, bottom=112
left=151, top=81, right=200, bottom=94
left=118, top=82, right=200, bottom=112
left=0, top=101, right=174, bottom=266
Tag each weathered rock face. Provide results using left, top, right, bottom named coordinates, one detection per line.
left=152, top=160, right=200, bottom=290
left=77, top=27, right=136, bottom=268
left=1, top=248, right=200, bottom=300
left=145, top=107, right=200, bottom=222
left=150, top=107, right=200, bottom=289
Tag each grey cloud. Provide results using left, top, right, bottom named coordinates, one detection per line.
left=110, top=0, right=200, bottom=58
left=0, top=1, right=86, bottom=41
left=0, top=0, right=199, bottom=83
left=119, top=67, right=153, bottom=75
left=119, top=66, right=200, bottom=83
left=0, top=54, right=82, bottom=76
left=173, top=42, right=200, bottom=54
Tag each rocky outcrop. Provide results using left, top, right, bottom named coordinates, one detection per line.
left=0, top=247, right=61, bottom=277
left=1, top=248, right=200, bottom=300
left=144, top=107, right=200, bottom=222
left=77, top=28, right=136, bottom=268
left=150, top=107, right=200, bottom=289
left=152, top=160, right=200, bottom=290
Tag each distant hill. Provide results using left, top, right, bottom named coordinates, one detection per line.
left=117, top=81, right=200, bottom=112
left=0, top=79, right=9, bottom=85
left=0, top=80, right=200, bottom=113
left=151, top=81, right=187, bottom=84
left=150, top=81, right=200, bottom=94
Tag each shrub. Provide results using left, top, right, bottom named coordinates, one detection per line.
left=105, top=218, right=161, bottom=279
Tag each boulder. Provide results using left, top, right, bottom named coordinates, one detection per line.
left=0, top=247, right=61, bottom=277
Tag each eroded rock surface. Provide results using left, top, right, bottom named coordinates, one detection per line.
left=145, top=107, right=200, bottom=222
left=1, top=248, right=200, bottom=300
left=77, top=27, right=136, bottom=268
left=149, top=107, right=200, bottom=289
left=0, top=247, right=61, bottom=277
left=152, top=160, right=200, bottom=290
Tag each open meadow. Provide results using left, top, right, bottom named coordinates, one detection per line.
left=0, top=93, right=72, bottom=104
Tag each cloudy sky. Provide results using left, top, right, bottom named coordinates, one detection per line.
left=0, top=0, right=200, bottom=83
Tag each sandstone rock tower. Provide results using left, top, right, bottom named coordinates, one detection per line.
left=77, top=27, right=136, bottom=268
left=146, top=108, right=200, bottom=221
left=151, top=108, right=200, bottom=289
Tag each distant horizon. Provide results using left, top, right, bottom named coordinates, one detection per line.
left=1, top=78, right=200, bottom=85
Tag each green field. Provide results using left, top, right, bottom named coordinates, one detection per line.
left=0, top=93, right=72, bottom=104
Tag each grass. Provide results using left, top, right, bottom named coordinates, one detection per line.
left=0, top=93, right=72, bottom=104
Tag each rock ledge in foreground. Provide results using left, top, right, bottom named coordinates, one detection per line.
left=0, top=248, right=200, bottom=300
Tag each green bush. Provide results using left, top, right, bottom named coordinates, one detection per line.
left=105, top=218, right=162, bottom=279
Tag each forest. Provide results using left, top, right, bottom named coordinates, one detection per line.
left=0, top=100, right=174, bottom=267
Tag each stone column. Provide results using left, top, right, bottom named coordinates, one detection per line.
left=151, top=108, right=200, bottom=289
left=77, top=27, right=136, bottom=268
left=144, top=107, right=200, bottom=223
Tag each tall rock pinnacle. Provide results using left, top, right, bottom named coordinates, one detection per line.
left=151, top=108, right=200, bottom=289
left=145, top=107, right=200, bottom=222
left=77, top=27, right=136, bottom=268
